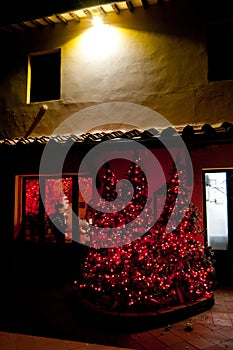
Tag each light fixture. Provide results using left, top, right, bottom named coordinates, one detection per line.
left=91, top=6, right=107, bottom=27
left=91, top=15, right=103, bottom=27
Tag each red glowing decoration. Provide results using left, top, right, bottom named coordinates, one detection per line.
left=75, top=156, right=215, bottom=313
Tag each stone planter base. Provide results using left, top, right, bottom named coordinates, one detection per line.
left=72, top=287, right=215, bottom=329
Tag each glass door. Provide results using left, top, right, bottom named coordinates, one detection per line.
left=204, top=171, right=228, bottom=250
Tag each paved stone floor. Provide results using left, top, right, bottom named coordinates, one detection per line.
left=1, top=287, right=233, bottom=350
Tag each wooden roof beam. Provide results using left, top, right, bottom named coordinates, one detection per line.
left=69, top=12, right=80, bottom=22
left=31, top=19, right=44, bottom=28
left=126, top=1, right=134, bottom=12
left=83, top=9, right=93, bottom=19
left=42, top=17, right=56, bottom=26
left=56, top=14, right=68, bottom=24
left=19, top=22, right=31, bottom=30
left=111, top=3, right=120, bottom=14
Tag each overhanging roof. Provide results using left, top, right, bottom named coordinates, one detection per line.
left=1, top=122, right=233, bottom=149
left=1, top=0, right=233, bottom=32
left=0, top=0, right=172, bottom=32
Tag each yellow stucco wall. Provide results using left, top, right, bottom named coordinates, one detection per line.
left=0, top=1, right=233, bottom=138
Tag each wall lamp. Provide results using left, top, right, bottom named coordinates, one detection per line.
left=83, top=6, right=107, bottom=27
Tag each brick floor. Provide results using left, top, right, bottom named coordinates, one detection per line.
left=1, top=288, right=233, bottom=350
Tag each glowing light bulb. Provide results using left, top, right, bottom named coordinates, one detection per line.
left=91, top=16, right=103, bottom=27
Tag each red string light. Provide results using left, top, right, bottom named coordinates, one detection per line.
left=75, top=158, right=215, bottom=313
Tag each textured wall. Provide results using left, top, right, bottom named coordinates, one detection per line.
left=0, top=1, right=233, bottom=138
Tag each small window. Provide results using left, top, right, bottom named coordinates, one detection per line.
left=207, top=22, right=233, bottom=82
left=28, top=49, right=61, bottom=103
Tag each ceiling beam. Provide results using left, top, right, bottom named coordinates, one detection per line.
left=19, top=22, right=31, bottom=30
left=126, top=1, right=134, bottom=12
left=98, top=6, right=107, bottom=16
left=42, top=17, right=56, bottom=26
left=56, top=14, right=68, bottom=23
left=111, top=3, right=120, bottom=14
left=31, top=19, right=44, bottom=28
left=83, top=9, right=93, bottom=19
left=69, top=12, right=81, bottom=22
left=7, top=24, right=20, bottom=31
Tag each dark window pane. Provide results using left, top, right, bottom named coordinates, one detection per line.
left=30, top=50, right=61, bottom=102
left=207, top=22, right=233, bottom=82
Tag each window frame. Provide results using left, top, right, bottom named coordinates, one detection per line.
left=202, top=168, right=233, bottom=250
left=27, top=48, right=61, bottom=104
left=207, top=21, right=233, bottom=82
left=14, top=173, right=92, bottom=244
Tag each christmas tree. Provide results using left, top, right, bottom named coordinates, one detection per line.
left=74, top=156, right=215, bottom=313
left=85, top=157, right=151, bottom=248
